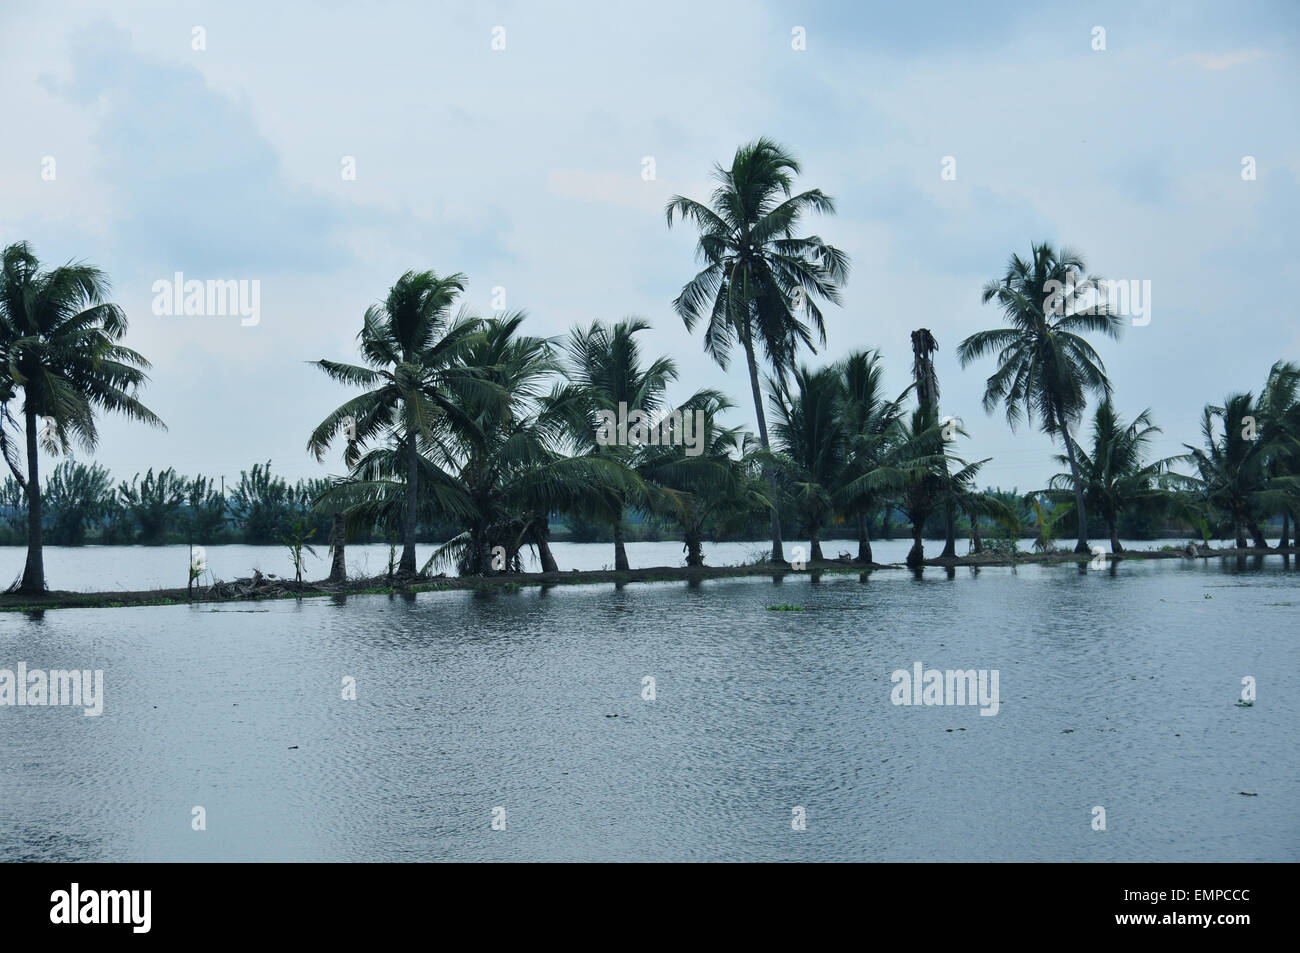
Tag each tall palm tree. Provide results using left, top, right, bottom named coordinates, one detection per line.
left=308, top=270, right=493, bottom=576
left=958, top=242, right=1123, bottom=552
left=910, top=328, right=962, bottom=556
left=1046, top=400, right=1178, bottom=553
left=0, top=241, right=164, bottom=592
left=553, top=318, right=676, bottom=571
left=666, top=137, right=848, bottom=564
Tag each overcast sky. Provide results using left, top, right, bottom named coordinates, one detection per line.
left=2, top=0, right=1297, bottom=493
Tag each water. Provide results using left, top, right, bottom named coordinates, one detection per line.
left=0, top=537, right=1223, bottom=592
left=1, top=554, right=1295, bottom=861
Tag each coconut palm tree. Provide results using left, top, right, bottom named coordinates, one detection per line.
left=1046, top=400, right=1179, bottom=553
left=552, top=318, right=677, bottom=571
left=958, top=242, right=1123, bottom=553
left=767, top=364, right=849, bottom=562
left=639, top=393, right=769, bottom=567
left=424, top=314, right=637, bottom=575
left=0, top=241, right=164, bottom=592
left=1257, top=360, right=1300, bottom=548
left=1182, top=391, right=1300, bottom=548
left=665, top=137, right=848, bottom=564
left=307, top=270, right=495, bottom=576
left=834, top=350, right=911, bottom=563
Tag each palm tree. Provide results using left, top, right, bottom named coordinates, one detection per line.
left=767, top=364, right=848, bottom=562
left=910, top=328, right=964, bottom=557
left=835, top=349, right=910, bottom=564
left=666, top=137, right=848, bottom=564
left=425, top=314, right=636, bottom=575
left=308, top=270, right=494, bottom=576
left=1046, top=400, right=1178, bottom=553
left=958, top=242, right=1123, bottom=553
left=1257, top=360, right=1300, bottom=548
left=1182, top=390, right=1300, bottom=548
left=553, top=318, right=676, bottom=571
left=0, top=241, right=164, bottom=592
left=639, top=394, right=769, bottom=567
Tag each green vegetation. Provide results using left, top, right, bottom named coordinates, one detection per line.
left=2, top=145, right=1298, bottom=597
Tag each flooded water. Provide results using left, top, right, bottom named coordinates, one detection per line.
left=1, top=554, right=1295, bottom=861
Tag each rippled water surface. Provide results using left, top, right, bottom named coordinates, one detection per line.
left=1, top=555, right=1296, bottom=861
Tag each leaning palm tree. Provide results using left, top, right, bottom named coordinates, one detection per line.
left=0, top=241, right=164, bottom=592
left=958, top=242, right=1123, bottom=553
left=307, top=270, right=496, bottom=576
left=666, top=137, right=848, bottom=564
left=1046, top=400, right=1179, bottom=553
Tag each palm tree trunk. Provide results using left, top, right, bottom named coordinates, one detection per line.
left=855, top=509, right=872, bottom=564
left=1234, top=518, right=1247, bottom=548
left=1061, top=427, right=1090, bottom=553
left=1108, top=515, right=1123, bottom=553
left=400, top=429, right=418, bottom=575
left=1249, top=523, right=1268, bottom=549
left=684, top=526, right=704, bottom=567
left=906, top=515, right=925, bottom=568
left=741, top=331, right=784, bottom=564
left=613, top=511, right=630, bottom=572
left=20, top=407, right=45, bottom=593
left=941, top=503, right=957, bottom=558
left=971, top=517, right=983, bottom=554
left=810, top=522, right=823, bottom=562
left=535, top=517, right=559, bottom=573
left=329, top=512, right=347, bottom=583
left=1279, top=513, right=1290, bottom=550
left=881, top=507, right=892, bottom=540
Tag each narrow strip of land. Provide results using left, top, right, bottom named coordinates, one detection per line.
left=2, top=545, right=1294, bottom=613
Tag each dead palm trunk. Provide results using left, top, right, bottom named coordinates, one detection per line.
left=20, top=407, right=45, bottom=593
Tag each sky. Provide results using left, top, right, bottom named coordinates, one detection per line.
left=2, top=0, right=1298, bottom=493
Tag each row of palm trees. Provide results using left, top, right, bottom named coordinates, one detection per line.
left=3, top=138, right=1297, bottom=592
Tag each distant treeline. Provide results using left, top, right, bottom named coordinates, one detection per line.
left=0, top=459, right=1197, bottom=550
